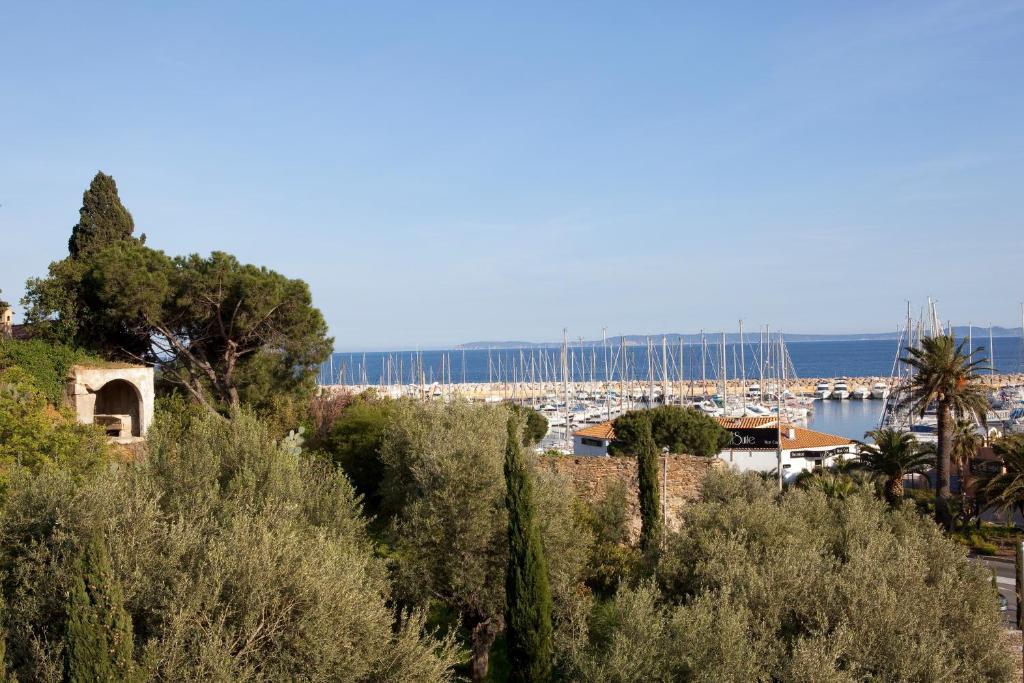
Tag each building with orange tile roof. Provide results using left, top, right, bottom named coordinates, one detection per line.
left=573, top=416, right=858, bottom=480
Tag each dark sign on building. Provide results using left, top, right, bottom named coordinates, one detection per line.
left=727, top=428, right=779, bottom=449
left=791, top=446, right=852, bottom=459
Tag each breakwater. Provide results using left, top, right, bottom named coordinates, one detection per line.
left=322, top=337, right=1024, bottom=387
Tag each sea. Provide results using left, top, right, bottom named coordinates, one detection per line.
left=321, top=336, right=1024, bottom=441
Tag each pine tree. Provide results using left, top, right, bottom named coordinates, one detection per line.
left=637, top=420, right=662, bottom=552
left=64, top=532, right=136, bottom=682
left=503, top=414, right=553, bottom=683
left=68, top=172, right=137, bottom=258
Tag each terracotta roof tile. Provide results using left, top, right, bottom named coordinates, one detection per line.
left=781, top=426, right=855, bottom=450
left=573, top=422, right=615, bottom=439
left=715, top=416, right=778, bottom=429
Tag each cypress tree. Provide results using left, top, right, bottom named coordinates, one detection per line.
left=636, top=419, right=662, bottom=552
left=64, top=532, right=136, bottom=683
left=0, top=593, right=8, bottom=682
left=68, top=172, right=137, bottom=258
left=503, top=415, right=553, bottom=683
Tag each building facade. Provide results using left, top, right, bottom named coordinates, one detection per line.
left=572, top=415, right=857, bottom=481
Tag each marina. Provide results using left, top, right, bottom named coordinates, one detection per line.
left=319, top=304, right=1024, bottom=453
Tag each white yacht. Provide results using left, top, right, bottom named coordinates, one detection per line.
left=696, top=400, right=724, bottom=417
left=852, top=385, right=871, bottom=400
left=814, top=382, right=832, bottom=400
left=831, top=380, right=850, bottom=400
left=747, top=383, right=762, bottom=401
left=871, top=381, right=890, bottom=400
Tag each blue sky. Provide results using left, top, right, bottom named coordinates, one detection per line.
left=2, top=1, right=1023, bottom=350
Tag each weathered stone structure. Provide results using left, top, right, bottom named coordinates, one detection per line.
left=66, top=364, right=155, bottom=441
left=542, top=454, right=722, bottom=537
left=0, top=305, right=12, bottom=337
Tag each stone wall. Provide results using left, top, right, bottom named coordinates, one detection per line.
left=66, top=364, right=155, bottom=441
left=541, top=454, right=722, bottom=538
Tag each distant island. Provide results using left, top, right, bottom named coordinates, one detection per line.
left=457, top=326, right=1024, bottom=350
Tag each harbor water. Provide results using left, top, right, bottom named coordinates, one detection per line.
left=324, top=337, right=1024, bottom=387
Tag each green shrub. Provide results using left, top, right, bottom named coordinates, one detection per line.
left=561, top=470, right=1014, bottom=681
left=0, top=366, right=110, bottom=496
left=0, top=338, right=108, bottom=406
left=0, top=409, right=462, bottom=681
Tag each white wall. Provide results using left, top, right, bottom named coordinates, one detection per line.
left=717, top=448, right=836, bottom=481
left=573, top=436, right=610, bottom=456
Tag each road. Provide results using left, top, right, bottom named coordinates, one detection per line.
left=974, top=555, right=1017, bottom=627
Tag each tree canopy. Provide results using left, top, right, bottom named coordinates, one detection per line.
left=561, top=470, right=1013, bottom=681
left=67, top=172, right=139, bottom=259
left=22, top=173, right=332, bottom=417
left=612, top=406, right=730, bottom=457
left=83, top=244, right=331, bottom=413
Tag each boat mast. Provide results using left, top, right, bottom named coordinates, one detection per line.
left=620, top=334, right=626, bottom=414
left=662, top=336, right=669, bottom=407
left=739, top=320, right=746, bottom=412
left=647, top=337, right=655, bottom=408
left=989, top=323, right=995, bottom=383
left=562, top=329, right=570, bottom=451
left=602, top=327, right=609, bottom=405
left=721, top=332, right=728, bottom=409
left=700, top=330, right=707, bottom=399
left=678, top=335, right=684, bottom=406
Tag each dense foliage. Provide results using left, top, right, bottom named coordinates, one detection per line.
left=24, top=173, right=147, bottom=356
left=0, top=408, right=460, bottom=681
left=980, top=434, right=1024, bottom=518
left=612, top=406, right=730, bottom=457
left=0, top=322, right=1015, bottom=681
left=321, top=392, right=394, bottom=513
left=22, top=173, right=332, bottom=419
left=507, top=403, right=549, bottom=447
left=0, top=365, right=110, bottom=495
left=857, top=428, right=934, bottom=504
left=561, top=470, right=1014, bottom=681
left=64, top=532, right=136, bottom=682
left=0, top=338, right=108, bottom=406
left=67, top=172, right=138, bottom=259
left=378, top=400, right=590, bottom=681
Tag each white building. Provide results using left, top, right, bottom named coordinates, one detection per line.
left=573, top=415, right=857, bottom=480
left=572, top=422, right=616, bottom=456
left=716, top=416, right=856, bottom=481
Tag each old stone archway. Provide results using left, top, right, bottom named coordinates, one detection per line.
left=66, top=364, right=155, bottom=441
left=94, top=379, right=143, bottom=437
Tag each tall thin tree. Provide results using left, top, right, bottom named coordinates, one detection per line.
left=636, top=419, right=662, bottom=551
left=64, top=532, right=136, bottom=682
left=503, top=414, right=553, bottom=683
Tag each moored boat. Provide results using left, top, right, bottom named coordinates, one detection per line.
left=871, top=381, right=890, bottom=400
left=831, top=380, right=850, bottom=400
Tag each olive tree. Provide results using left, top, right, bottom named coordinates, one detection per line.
left=561, top=469, right=1014, bottom=681
left=378, top=400, right=591, bottom=682
left=0, top=408, right=461, bottom=682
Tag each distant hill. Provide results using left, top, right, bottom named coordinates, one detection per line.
left=456, top=326, right=1023, bottom=350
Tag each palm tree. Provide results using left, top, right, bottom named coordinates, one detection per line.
left=978, top=435, right=1024, bottom=520
left=857, top=428, right=935, bottom=505
left=901, top=335, right=989, bottom=530
left=797, top=472, right=859, bottom=500
left=950, top=417, right=983, bottom=494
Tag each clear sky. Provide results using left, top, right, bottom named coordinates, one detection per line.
left=2, top=1, right=1023, bottom=350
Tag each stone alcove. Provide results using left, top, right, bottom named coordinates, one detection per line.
left=66, top=365, right=155, bottom=442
